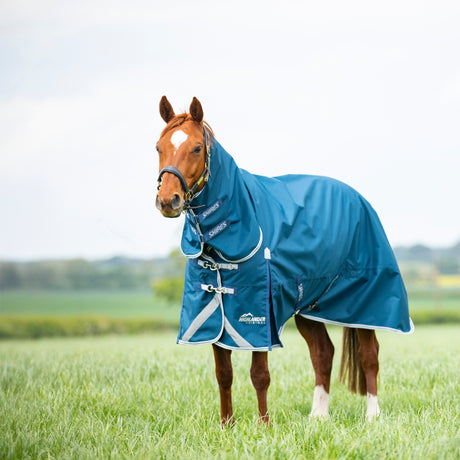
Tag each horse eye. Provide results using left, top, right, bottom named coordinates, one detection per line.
left=193, top=146, right=202, bottom=154
left=156, top=145, right=160, bottom=153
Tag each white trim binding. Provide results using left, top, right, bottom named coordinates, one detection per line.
left=297, top=313, right=415, bottom=334
left=215, top=227, right=263, bottom=263
left=180, top=208, right=205, bottom=259
left=214, top=342, right=282, bottom=352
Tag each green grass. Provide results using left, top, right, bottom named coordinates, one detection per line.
left=0, top=290, right=180, bottom=321
left=2, top=289, right=458, bottom=319
left=1, top=326, right=459, bottom=459
left=0, top=290, right=183, bottom=338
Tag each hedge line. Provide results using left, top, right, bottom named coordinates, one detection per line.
left=0, top=316, right=177, bottom=340
left=1, top=310, right=459, bottom=339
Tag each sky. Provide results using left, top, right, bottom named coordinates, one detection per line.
left=1, top=0, right=459, bottom=260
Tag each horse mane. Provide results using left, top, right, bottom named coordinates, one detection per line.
left=161, top=113, right=215, bottom=141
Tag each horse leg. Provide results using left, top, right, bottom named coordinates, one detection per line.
left=212, top=344, right=234, bottom=426
left=356, top=329, right=380, bottom=422
left=250, top=351, right=270, bottom=424
left=295, top=315, right=334, bottom=418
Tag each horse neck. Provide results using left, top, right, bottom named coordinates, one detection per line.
left=186, top=139, right=261, bottom=261
left=193, top=140, right=247, bottom=215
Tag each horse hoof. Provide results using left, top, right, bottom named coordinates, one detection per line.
left=366, top=409, right=380, bottom=423
left=221, top=417, right=235, bottom=429
left=366, top=394, right=380, bottom=422
left=258, top=415, right=272, bottom=427
left=310, top=410, right=329, bottom=420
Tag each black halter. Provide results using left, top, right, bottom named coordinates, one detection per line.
left=157, top=127, right=211, bottom=209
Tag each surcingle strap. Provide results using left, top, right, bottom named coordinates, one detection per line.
left=198, top=260, right=239, bottom=271
left=200, top=284, right=235, bottom=295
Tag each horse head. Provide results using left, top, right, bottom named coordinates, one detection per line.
left=155, top=96, right=210, bottom=217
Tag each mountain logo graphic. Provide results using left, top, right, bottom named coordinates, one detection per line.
left=238, top=313, right=266, bottom=325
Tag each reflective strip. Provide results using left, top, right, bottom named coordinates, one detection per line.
left=181, top=295, right=220, bottom=341
left=223, top=317, right=252, bottom=348
left=219, top=262, right=239, bottom=270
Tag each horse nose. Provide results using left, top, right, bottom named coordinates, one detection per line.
left=156, top=192, right=183, bottom=216
left=171, top=193, right=182, bottom=210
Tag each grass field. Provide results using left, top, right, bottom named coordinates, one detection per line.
left=0, top=290, right=178, bottom=320
left=2, top=289, right=459, bottom=318
left=0, top=290, right=182, bottom=338
left=1, top=326, right=459, bottom=459
left=1, top=289, right=460, bottom=340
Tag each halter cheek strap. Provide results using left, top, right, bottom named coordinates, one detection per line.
left=157, top=127, right=211, bottom=208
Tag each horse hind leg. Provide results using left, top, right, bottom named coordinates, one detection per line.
left=356, top=329, right=380, bottom=422
left=250, top=351, right=271, bottom=425
left=295, top=315, right=335, bottom=418
left=339, top=328, right=380, bottom=421
left=212, top=344, right=234, bottom=426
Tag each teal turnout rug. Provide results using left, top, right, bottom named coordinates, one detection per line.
left=177, top=136, right=413, bottom=351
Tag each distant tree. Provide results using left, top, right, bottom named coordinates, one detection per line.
left=151, top=249, right=186, bottom=304
left=450, top=241, right=460, bottom=258
left=168, top=248, right=187, bottom=272
left=152, top=277, right=184, bottom=305
left=0, top=263, right=22, bottom=289
left=1, top=251, right=188, bottom=292
left=407, top=244, right=434, bottom=262
left=439, top=258, right=460, bottom=275
left=63, top=259, right=97, bottom=289
left=24, top=263, right=61, bottom=289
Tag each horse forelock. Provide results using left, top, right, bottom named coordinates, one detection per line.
left=161, top=113, right=215, bottom=141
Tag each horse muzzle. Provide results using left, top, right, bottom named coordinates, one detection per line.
left=156, top=192, right=184, bottom=217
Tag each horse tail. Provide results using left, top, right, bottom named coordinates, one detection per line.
left=338, top=327, right=367, bottom=395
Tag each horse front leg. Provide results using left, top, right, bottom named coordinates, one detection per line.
left=212, top=344, right=234, bottom=426
left=250, top=351, right=271, bottom=425
left=295, top=315, right=335, bottom=418
left=356, top=329, right=380, bottom=422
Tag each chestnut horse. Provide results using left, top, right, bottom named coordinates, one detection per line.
left=155, top=96, right=382, bottom=425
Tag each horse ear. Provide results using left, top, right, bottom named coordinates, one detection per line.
left=160, top=96, right=175, bottom=123
left=189, top=97, right=203, bottom=123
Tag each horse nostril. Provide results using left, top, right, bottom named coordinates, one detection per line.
left=155, top=194, right=162, bottom=210
left=171, top=193, right=183, bottom=210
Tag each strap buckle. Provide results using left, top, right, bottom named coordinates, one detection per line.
left=201, top=284, right=234, bottom=295
left=202, top=262, right=218, bottom=271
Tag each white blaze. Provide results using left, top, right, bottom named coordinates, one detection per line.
left=366, top=393, right=380, bottom=422
left=170, top=130, right=188, bottom=154
left=310, top=385, right=329, bottom=418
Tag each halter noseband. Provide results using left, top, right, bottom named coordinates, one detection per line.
left=157, top=127, right=211, bottom=209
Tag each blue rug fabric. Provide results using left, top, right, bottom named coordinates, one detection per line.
left=177, top=137, right=413, bottom=351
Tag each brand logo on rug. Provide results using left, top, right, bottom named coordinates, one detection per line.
left=238, top=313, right=266, bottom=325
left=297, top=281, right=304, bottom=303
left=199, top=200, right=222, bottom=222
left=204, top=219, right=230, bottom=242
